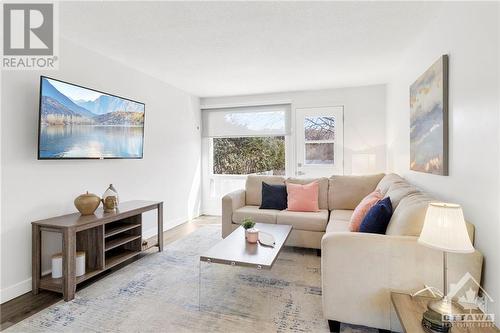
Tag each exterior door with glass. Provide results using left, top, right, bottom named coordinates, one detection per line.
left=295, top=106, right=344, bottom=178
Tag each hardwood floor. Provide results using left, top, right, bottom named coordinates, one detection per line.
left=0, top=215, right=221, bottom=331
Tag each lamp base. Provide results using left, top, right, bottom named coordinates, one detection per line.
left=422, top=309, right=450, bottom=333
left=427, top=297, right=465, bottom=322
left=420, top=297, right=465, bottom=333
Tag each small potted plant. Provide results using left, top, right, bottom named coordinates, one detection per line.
left=242, top=217, right=259, bottom=243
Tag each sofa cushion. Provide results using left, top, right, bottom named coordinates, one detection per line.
left=329, top=209, right=354, bottom=222
left=325, top=219, right=350, bottom=233
left=359, top=197, right=393, bottom=234
left=277, top=209, right=329, bottom=232
left=376, top=173, right=406, bottom=195
left=232, top=205, right=279, bottom=224
left=245, top=175, right=285, bottom=206
left=386, top=192, right=434, bottom=236
left=286, top=181, right=320, bottom=212
left=260, top=182, right=287, bottom=210
left=286, top=177, right=329, bottom=210
left=385, top=182, right=419, bottom=209
left=328, top=173, right=385, bottom=210
left=326, top=209, right=353, bottom=233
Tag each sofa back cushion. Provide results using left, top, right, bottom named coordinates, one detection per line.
left=384, top=181, right=419, bottom=209
left=246, top=175, right=285, bottom=206
left=376, top=173, right=406, bottom=195
left=328, top=173, right=385, bottom=210
left=386, top=191, right=476, bottom=243
left=386, top=192, right=434, bottom=237
left=286, top=177, right=329, bottom=210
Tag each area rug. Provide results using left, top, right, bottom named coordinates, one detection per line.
left=7, top=225, right=376, bottom=332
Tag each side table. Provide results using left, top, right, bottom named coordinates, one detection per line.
left=391, top=292, right=499, bottom=333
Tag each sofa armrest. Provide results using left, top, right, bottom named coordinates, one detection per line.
left=221, top=189, right=246, bottom=238
left=321, top=232, right=483, bottom=330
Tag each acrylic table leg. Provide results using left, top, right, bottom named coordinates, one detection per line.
left=31, top=224, right=41, bottom=295
left=198, top=260, right=201, bottom=311
left=258, top=265, right=272, bottom=320
left=157, top=203, right=164, bottom=252
left=62, top=228, right=76, bottom=301
left=199, top=259, right=212, bottom=312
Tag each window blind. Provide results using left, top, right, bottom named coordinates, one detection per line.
left=201, top=104, right=291, bottom=138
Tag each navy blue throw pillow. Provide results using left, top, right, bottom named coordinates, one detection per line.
left=359, top=197, right=393, bottom=234
left=260, top=182, right=287, bottom=210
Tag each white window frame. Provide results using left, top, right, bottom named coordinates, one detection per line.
left=201, top=102, right=292, bottom=215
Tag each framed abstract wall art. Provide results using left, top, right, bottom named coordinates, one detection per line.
left=410, top=55, right=449, bottom=175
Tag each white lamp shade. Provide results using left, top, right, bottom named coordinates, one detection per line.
left=418, top=202, right=474, bottom=253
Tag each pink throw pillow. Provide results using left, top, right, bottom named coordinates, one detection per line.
left=349, top=190, right=383, bottom=232
left=286, top=181, right=320, bottom=212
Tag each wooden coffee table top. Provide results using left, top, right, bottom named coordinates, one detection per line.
left=200, top=223, right=292, bottom=269
left=391, top=292, right=499, bottom=333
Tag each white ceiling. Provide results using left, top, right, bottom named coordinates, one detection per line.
left=60, top=1, right=443, bottom=97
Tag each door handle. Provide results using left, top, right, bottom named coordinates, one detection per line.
left=296, top=171, right=305, bottom=176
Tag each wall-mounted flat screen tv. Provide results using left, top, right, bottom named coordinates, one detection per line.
left=38, top=76, right=145, bottom=159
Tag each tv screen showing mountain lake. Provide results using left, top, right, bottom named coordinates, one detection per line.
left=39, top=77, right=145, bottom=159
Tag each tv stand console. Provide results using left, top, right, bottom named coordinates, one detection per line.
left=32, top=200, right=163, bottom=301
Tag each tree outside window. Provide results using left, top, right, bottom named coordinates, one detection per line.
left=213, top=137, right=285, bottom=175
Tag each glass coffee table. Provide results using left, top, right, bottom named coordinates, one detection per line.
left=198, top=223, right=292, bottom=318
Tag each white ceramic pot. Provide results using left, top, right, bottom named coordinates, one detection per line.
left=76, top=251, right=86, bottom=277
left=245, top=228, right=259, bottom=244
left=51, top=254, right=63, bottom=278
left=51, top=251, right=86, bottom=278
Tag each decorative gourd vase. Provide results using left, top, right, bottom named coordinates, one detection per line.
left=245, top=228, right=259, bottom=244
left=103, top=184, right=119, bottom=205
left=74, top=191, right=101, bottom=215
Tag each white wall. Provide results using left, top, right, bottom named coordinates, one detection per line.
left=0, top=38, right=202, bottom=303
left=201, top=85, right=387, bottom=214
left=386, top=2, right=500, bottom=324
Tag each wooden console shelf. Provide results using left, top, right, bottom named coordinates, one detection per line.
left=105, top=249, right=142, bottom=267
left=105, top=223, right=141, bottom=238
left=32, top=200, right=163, bottom=301
left=105, top=234, right=142, bottom=251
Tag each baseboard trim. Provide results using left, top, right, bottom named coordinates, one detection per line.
left=142, top=216, right=190, bottom=239
left=0, top=278, right=32, bottom=304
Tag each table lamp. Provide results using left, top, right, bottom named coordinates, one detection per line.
left=418, top=202, right=475, bottom=322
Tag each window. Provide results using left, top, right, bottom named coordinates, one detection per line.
left=202, top=104, right=290, bottom=176
left=213, top=136, right=285, bottom=175
left=201, top=104, right=290, bottom=214
left=304, top=116, right=335, bottom=164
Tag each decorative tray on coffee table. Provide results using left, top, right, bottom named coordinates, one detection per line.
left=258, top=232, right=275, bottom=247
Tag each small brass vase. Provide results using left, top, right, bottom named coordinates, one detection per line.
left=74, top=191, right=101, bottom=215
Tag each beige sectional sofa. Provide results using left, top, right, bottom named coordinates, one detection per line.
left=221, top=173, right=483, bottom=332
left=222, top=173, right=387, bottom=248
left=222, top=175, right=332, bottom=249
